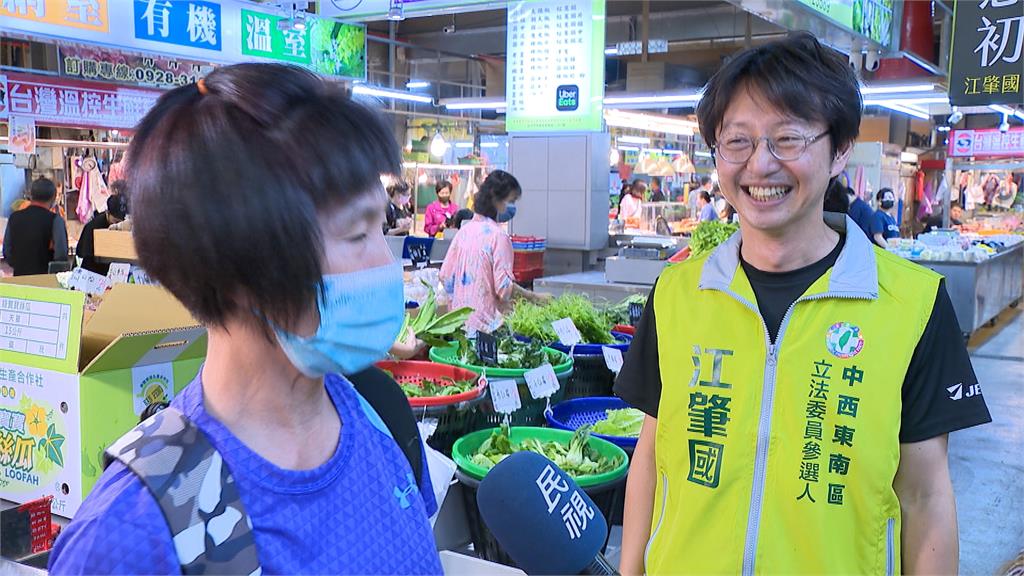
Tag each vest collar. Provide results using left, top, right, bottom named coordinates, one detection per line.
left=699, top=213, right=879, bottom=300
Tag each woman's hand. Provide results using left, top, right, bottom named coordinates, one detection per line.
left=389, top=329, right=426, bottom=360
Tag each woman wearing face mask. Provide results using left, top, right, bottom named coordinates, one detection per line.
left=440, top=170, right=550, bottom=334
left=871, top=187, right=900, bottom=248
left=384, top=179, right=414, bottom=236
left=423, top=180, right=459, bottom=237
left=48, top=64, right=442, bottom=575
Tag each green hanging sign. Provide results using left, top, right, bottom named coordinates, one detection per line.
left=240, top=10, right=366, bottom=80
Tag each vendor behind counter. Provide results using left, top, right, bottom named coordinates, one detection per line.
left=77, top=190, right=129, bottom=275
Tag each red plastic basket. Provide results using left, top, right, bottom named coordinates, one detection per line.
left=19, top=496, right=54, bottom=554
left=612, top=324, right=636, bottom=336
left=376, top=360, right=485, bottom=407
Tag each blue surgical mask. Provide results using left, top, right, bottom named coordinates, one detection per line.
left=497, top=203, right=517, bottom=223
left=272, top=263, right=404, bottom=378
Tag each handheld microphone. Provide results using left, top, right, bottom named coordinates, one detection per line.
left=476, top=451, right=619, bottom=575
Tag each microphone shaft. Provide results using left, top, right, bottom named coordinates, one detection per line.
left=580, top=553, right=619, bottom=575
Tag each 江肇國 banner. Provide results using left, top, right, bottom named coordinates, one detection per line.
left=948, top=0, right=1024, bottom=107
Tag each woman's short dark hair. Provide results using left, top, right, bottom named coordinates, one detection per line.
left=696, top=31, right=862, bottom=158
left=474, top=170, right=522, bottom=219
left=387, top=179, right=409, bottom=198
left=127, top=63, right=401, bottom=329
left=29, top=178, right=56, bottom=203
left=436, top=180, right=452, bottom=194
left=700, top=191, right=712, bottom=203
left=699, top=176, right=712, bottom=187
left=876, top=187, right=894, bottom=201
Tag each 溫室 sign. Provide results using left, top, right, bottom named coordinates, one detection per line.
left=948, top=0, right=1024, bottom=107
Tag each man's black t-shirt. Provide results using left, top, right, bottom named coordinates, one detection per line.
left=614, top=239, right=992, bottom=443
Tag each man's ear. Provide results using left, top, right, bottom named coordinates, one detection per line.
left=830, top=143, right=854, bottom=179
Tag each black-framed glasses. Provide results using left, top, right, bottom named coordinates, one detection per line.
left=712, top=130, right=830, bottom=163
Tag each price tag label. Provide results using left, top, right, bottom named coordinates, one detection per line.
left=629, top=302, right=644, bottom=326
left=602, top=346, right=624, bottom=374
left=130, top=266, right=157, bottom=286
left=68, top=267, right=110, bottom=296
left=551, top=318, right=582, bottom=347
left=490, top=379, right=521, bottom=414
left=107, top=263, right=131, bottom=285
left=524, top=363, right=560, bottom=399
left=409, top=243, right=430, bottom=268
left=476, top=332, right=498, bottom=365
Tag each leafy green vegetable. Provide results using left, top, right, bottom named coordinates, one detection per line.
left=604, top=294, right=649, bottom=327
left=401, top=285, right=473, bottom=348
left=400, top=377, right=477, bottom=398
left=688, top=221, right=739, bottom=258
left=591, top=408, right=645, bottom=438
left=452, top=327, right=562, bottom=370
left=471, top=424, right=621, bottom=479
left=508, top=293, right=614, bottom=344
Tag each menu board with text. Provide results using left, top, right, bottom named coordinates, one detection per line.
left=506, top=0, right=605, bottom=132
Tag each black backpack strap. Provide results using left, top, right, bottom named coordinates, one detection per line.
left=346, top=367, right=424, bottom=489
left=105, top=407, right=262, bottom=576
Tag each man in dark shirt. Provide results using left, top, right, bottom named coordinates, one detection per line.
left=3, top=178, right=69, bottom=276
left=846, top=186, right=874, bottom=239
left=649, top=177, right=667, bottom=202
left=77, top=193, right=129, bottom=275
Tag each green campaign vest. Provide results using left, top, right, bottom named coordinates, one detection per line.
left=645, top=216, right=941, bottom=575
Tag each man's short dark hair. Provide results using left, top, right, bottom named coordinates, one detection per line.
left=106, top=194, right=128, bottom=220
left=127, top=63, right=401, bottom=329
left=696, top=31, right=862, bottom=158
left=699, top=176, right=712, bottom=187
left=632, top=179, right=648, bottom=192
left=109, top=180, right=127, bottom=196
left=876, top=188, right=894, bottom=201
left=29, top=178, right=57, bottom=203
left=474, top=170, right=522, bottom=220
left=387, top=179, right=409, bottom=199
left=651, top=177, right=662, bottom=188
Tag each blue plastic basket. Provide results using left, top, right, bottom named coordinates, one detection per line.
left=546, top=396, right=640, bottom=449
left=549, top=331, right=633, bottom=355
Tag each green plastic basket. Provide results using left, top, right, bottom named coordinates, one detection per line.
left=429, top=343, right=573, bottom=377
left=451, top=426, right=629, bottom=488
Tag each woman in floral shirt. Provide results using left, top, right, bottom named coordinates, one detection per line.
left=440, top=170, right=550, bottom=333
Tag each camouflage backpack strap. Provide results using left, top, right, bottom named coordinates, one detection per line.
left=104, top=407, right=262, bottom=576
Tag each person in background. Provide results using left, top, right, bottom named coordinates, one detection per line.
left=384, top=179, right=413, bottom=236
left=722, top=202, right=739, bottom=223
left=48, top=63, right=442, bottom=575
left=451, top=207, right=475, bottom=230
left=76, top=193, right=128, bottom=276
left=616, top=32, right=988, bottom=576
left=844, top=184, right=873, bottom=239
left=650, top=177, right=667, bottom=202
left=822, top=179, right=850, bottom=215
left=423, top=180, right=459, bottom=237
left=871, top=187, right=900, bottom=248
left=620, top=180, right=647, bottom=221
left=616, top=179, right=631, bottom=212
left=3, top=178, right=69, bottom=276
left=923, top=204, right=964, bottom=234
left=690, top=175, right=712, bottom=218
left=698, top=191, right=718, bottom=222
left=440, top=170, right=550, bottom=333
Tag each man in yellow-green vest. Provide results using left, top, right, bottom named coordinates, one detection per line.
left=615, top=32, right=991, bottom=575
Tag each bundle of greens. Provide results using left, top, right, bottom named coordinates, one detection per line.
left=470, top=424, right=622, bottom=478
left=507, top=293, right=614, bottom=344
left=400, top=377, right=477, bottom=398
left=453, top=327, right=560, bottom=370
left=399, top=286, right=473, bottom=348
left=603, top=294, right=649, bottom=327
left=591, top=408, right=645, bottom=438
left=688, top=220, right=740, bottom=258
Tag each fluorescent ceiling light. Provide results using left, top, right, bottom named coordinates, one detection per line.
left=454, top=142, right=474, bottom=148
left=860, top=83, right=935, bottom=95
left=605, top=47, right=618, bottom=55
left=990, top=104, right=1024, bottom=121
left=695, top=151, right=713, bottom=158
left=406, top=80, right=431, bottom=89
left=876, top=96, right=949, bottom=105
left=604, top=109, right=698, bottom=136
left=352, top=85, right=432, bottom=104
left=618, top=135, right=651, bottom=145
left=618, top=145, right=640, bottom=151
left=481, top=142, right=500, bottom=148
left=441, top=98, right=507, bottom=110
left=604, top=92, right=703, bottom=106
left=936, top=125, right=951, bottom=132
left=864, top=99, right=930, bottom=120
left=900, top=152, right=919, bottom=163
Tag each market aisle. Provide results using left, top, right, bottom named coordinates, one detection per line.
left=956, top=309, right=1023, bottom=575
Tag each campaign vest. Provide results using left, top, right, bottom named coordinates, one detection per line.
left=645, top=216, right=940, bottom=575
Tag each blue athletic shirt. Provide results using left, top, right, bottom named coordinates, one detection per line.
left=48, top=373, right=443, bottom=575
left=870, top=209, right=900, bottom=240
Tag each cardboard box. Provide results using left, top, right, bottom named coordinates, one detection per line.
left=0, top=278, right=204, bottom=518
left=93, top=229, right=137, bottom=261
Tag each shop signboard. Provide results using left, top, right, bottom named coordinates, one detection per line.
left=0, top=280, right=205, bottom=518
left=4, top=72, right=162, bottom=130
left=0, top=74, right=9, bottom=121
left=0, top=0, right=109, bottom=33
left=2, top=1, right=366, bottom=80
left=796, top=0, right=894, bottom=47
left=132, top=0, right=222, bottom=51
left=58, top=43, right=213, bottom=89
left=317, top=0, right=499, bottom=21
left=948, top=127, right=1024, bottom=158
left=8, top=116, right=37, bottom=155
left=948, top=0, right=1024, bottom=107
left=505, top=0, right=606, bottom=133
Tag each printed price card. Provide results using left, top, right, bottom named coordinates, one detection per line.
left=524, top=363, right=560, bottom=399
left=551, top=318, right=582, bottom=347
left=107, top=263, right=131, bottom=285
left=490, top=379, right=522, bottom=414
left=476, top=332, right=498, bottom=365
left=629, top=302, right=643, bottom=326
left=602, top=346, right=624, bottom=374
left=68, top=267, right=110, bottom=296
